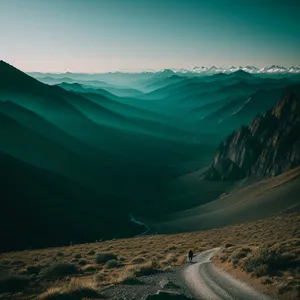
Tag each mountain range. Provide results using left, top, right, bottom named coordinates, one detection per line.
left=184, top=65, right=300, bottom=74
left=1, top=59, right=300, bottom=252
left=29, top=65, right=300, bottom=79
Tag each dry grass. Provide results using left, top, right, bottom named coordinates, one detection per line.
left=37, top=279, right=103, bottom=300
left=125, top=261, right=159, bottom=277
left=39, top=263, right=79, bottom=279
left=95, top=252, right=117, bottom=264
left=214, top=238, right=300, bottom=299
left=1, top=213, right=300, bottom=299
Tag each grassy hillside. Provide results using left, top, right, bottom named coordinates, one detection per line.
left=1, top=213, right=300, bottom=299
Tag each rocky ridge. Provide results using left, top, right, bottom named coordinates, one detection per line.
left=206, top=91, right=300, bottom=180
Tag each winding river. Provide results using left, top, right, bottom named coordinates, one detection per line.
left=129, top=213, right=151, bottom=236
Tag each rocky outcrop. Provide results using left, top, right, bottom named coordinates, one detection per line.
left=206, top=91, right=300, bottom=180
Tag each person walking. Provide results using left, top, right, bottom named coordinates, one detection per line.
left=188, top=249, right=193, bottom=262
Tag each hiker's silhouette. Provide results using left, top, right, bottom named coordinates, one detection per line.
left=188, top=249, right=193, bottom=262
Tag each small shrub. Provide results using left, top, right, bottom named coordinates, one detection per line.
left=170, top=257, right=177, bottom=263
left=231, top=249, right=249, bottom=260
left=105, top=259, right=121, bottom=269
left=95, top=253, right=117, bottom=264
left=252, top=264, right=268, bottom=277
left=10, top=260, right=25, bottom=266
left=219, top=254, right=228, bottom=263
left=168, top=246, right=177, bottom=251
left=78, top=260, right=87, bottom=266
left=18, top=269, right=28, bottom=276
left=232, top=258, right=239, bottom=267
left=278, top=282, right=294, bottom=295
left=243, top=246, right=295, bottom=276
left=73, top=254, right=81, bottom=259
left=0, top=260, right=11, bottom=266
left=88, top=250, right=95, bottom=255
left=56, top=251, right=64, bottom=257
left=118, top=270, right=143, bottom=285
left=38, top=281, right=102, bottom=300
left=132, top=257, right=145, bottom=264
left=118, top=255, right=126, bottom=262
left=81, top=265, right=97, bottom=273
left=0, top=275, right=30, bottom=292
left=127, top=261, right=159, bottom=277
left=261, top=278, right=273, bottom=285
left=40, top=264, right=79, bottom=279
left=297, top=285, right=300, bottom=298
left=26, top=265, right=41, bottom=275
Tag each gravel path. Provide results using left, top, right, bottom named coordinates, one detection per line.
left=103, top=248, right=271, bottom=300
left=184, top=248, right=271, bottom=300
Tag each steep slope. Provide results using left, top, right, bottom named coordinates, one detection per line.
left=0, top=61, right=200, bottom=162
left=205, top=90, right=300, bottom=180
left=57, top=83, right=196, bottom=141
left=198, top=86, right=295, bottom=134
left=0, top=152, right=143, bottom=252
left=0, top=109, right=118, bottom=193
left=0, top=100, right=111, bottom=160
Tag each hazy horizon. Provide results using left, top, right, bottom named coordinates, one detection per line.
left=24, top=65, right=300, bottom=74
left=1, top=0, right=300, bottom=72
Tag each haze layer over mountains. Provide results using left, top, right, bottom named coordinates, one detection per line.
left=1, top=60, right=300, bottom=251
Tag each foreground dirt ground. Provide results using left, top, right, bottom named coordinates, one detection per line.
left=1, top=213, right=300, bottom=299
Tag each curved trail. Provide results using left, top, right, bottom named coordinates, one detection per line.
left=184, top=248, right=270, bottom=300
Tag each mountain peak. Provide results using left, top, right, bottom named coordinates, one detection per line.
left=0, top=60, right=14, bottom=69
left=231, top=69, right=252, bottom=77
left=0, top=60, right=45, bottom=91
left=0, top=60, right=22, bottom=77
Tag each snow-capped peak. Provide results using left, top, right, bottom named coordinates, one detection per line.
left=260, top=65, right=288, bottom=73
left=288, top=66, right=300, bottom=73
left=177, top=65, right=299, bottom=74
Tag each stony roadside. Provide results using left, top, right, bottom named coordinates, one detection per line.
left=102, top=264, right=197, bottom=300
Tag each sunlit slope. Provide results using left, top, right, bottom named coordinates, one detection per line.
left=154, top=167, right=300, bottom=233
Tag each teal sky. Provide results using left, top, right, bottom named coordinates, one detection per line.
left=0, top=0, right=299, bottom=72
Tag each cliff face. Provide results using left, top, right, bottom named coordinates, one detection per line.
left=206, top=92, right=300, bottom=180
